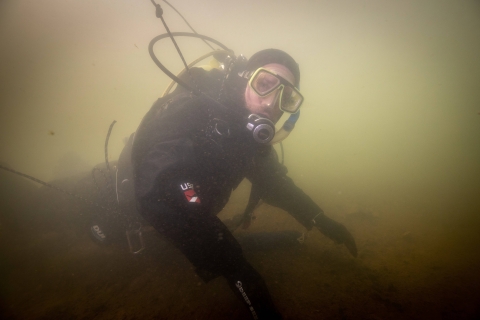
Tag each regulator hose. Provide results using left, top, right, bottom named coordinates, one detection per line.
left=148, top=31, right=233, bottom=94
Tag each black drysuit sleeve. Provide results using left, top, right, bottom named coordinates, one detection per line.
left=136, top=148, right=282, bottom=319
left=247, top=148, right=324, bottom=230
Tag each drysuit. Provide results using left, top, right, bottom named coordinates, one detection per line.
left=131, top=68, right=354, bottom=319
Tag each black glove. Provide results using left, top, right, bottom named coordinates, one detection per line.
left=314, top=214, right=357, bottom=257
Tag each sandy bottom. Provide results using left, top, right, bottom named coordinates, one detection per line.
left=1, top=174, right=479, bottom=320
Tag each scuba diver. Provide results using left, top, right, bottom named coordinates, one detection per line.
left=0, top=4, right=356, bottom=318
left=127, top=47, right=358, bottom=319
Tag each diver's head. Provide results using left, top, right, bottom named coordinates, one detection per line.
left=244, top=63, right=295, bottom=123
left=243, top=49, right=303, bottom=123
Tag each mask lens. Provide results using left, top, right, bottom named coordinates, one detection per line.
left=280, top=87, right=303, bottom=113
left=251, top=70, right=281, bottom=96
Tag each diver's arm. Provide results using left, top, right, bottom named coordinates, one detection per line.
left=247, top=149, right=357, bottom=257
left=135, top=145, right=283, bottom=320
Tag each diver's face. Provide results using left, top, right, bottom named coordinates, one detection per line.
left=244, top=63, right=296, bottom=123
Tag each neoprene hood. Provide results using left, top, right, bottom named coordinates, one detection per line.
left=245, top=49, right=300, bottom=87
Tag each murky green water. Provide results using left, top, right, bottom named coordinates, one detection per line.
left=1, top=0, right=480, bottom=319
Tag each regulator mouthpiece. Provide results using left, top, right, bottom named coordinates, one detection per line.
left=245, top=114, right=275, bottom=144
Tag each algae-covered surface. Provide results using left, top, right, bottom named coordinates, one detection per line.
left=1, top=171, right=479, bottom=320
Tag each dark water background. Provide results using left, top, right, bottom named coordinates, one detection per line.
left=1, top=166, right=479, bottom=319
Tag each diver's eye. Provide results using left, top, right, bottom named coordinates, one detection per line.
left=281, top=87, right=293, bottom=103
left=253, top=72, right=280, bottom=94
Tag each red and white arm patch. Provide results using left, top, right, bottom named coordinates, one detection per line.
left=180, top=182, right=201, bottom=203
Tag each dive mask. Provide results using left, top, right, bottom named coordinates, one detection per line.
left=248, top=68, right=304, bottom=114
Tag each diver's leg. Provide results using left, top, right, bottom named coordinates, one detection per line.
left=223, top=261, right=282, bottom=320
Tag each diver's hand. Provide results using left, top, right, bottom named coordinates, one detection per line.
left=314, top=214, right=357, bottom=257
